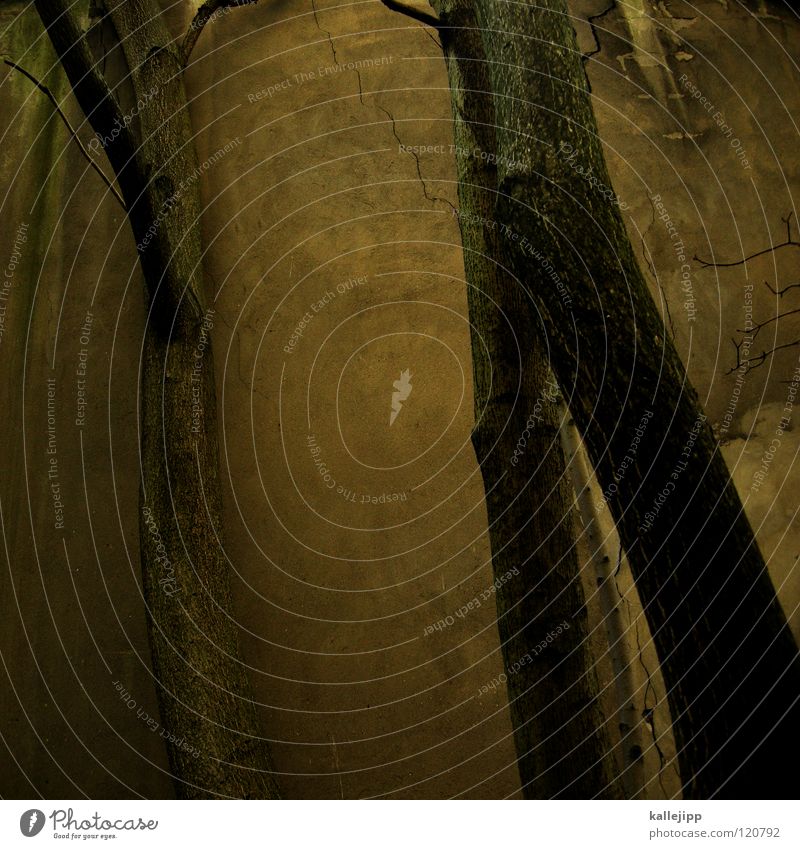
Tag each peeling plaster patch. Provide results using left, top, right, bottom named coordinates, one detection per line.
left=616, top=50, right=665, bottom=72
left=613, top=1, right=678, bottom=106
left=616, top=51, right=634, bottom=73
left=755, top=0, right=781, bottom=21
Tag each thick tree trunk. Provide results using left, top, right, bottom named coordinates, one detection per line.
left=560, top=415, right=644, bottom=799
left=471, top=0, right=800, bottom=797
left=431, top=0, right=620, bottom=798
left=35, top=0, right=279, bottom=798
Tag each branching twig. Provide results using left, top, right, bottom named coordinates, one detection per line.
left=726, top=338, right=800, bottom=376
left=380, top=0, right=442, bottom=29
left=730, top=335, right=747, bottom=374
left=765, top=278, right=800, bottom=298
left=695, top=212, right=800, bottom=268
left=181, top=0, right=259, bottom=66
left=694, top=213, right=800, bottom=374
left=737, top=305, right=800, bottom=341
left=3, top=57, right=125, bottom=209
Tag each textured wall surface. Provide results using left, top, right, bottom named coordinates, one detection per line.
left=1, top=0, right=798, bottom=799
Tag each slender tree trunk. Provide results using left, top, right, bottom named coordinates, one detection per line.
left=560, top=415, right=644, bottom=799
left=35, top=0, right=279, bottom=798
left=430, top=0, right=620, bottom=798
left=471, top=0, right=800, bottom=797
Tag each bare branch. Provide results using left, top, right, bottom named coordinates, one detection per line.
left=181, top=0, right=259, bottom=66
left=738, top=305, right=800, bottom=341
left=695, top=212, right=800, bottom=268
left=380, top=0, right=442, bottom=30
left=693, top=213, right=800, bottom=373
left=726, top=338, right=800, bottom=375
left=33, top=0, right=141, bottom=202
left=764, top=278, right=800, bottom=298
left=3, top=57, right=125, bottom=209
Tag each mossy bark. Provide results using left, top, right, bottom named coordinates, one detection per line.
left=35, top=0, right=279, bottom=798
left=471, top=0, right=800, bottom=798
left=432, top=0, right=621, bottom=798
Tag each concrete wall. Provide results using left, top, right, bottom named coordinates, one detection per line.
left=0, top=0, right=797, bottom=798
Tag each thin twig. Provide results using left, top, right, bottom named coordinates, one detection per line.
left=380, top=0, right=442, bottom=29
left=33, top=0, right=140, bottom=194
left=726, top=338, right=800, bottom=376
left=765, top=278, right=800, bottom=298
left=737, top=305, right=800, bottom=341
left=4, top=57, right=126, bottom=209
left=695, top=213, right=800, bottom=373
left=695, top=212, right=800, bottom=268
left=181, top=0, right=259, bottom=66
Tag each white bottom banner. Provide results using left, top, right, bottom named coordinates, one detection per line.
left=1, top=800, right=796, bottom=849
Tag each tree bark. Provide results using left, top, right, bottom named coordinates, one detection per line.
left=430, top=0, right=621, bottom=798
left=471, top=0, right=800, bottom=797
left=560, top=415, right=644, bottom=799
left=35, top=0, right=279, bottom=798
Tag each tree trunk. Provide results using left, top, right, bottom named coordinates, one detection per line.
left=35, top=0, right=279, bottom=798
left=471, top=0, right=800, bottom=797
left=560, top=415, right=644, bottom=798
left=431, top=0, right=621, bottom=798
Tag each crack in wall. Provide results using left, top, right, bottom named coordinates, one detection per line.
left=354, top=66, right=365, bottom=107
left=625, top=588, right=678, bottom=798
left=311, top=0, right=339, bottom=65
left=375, top=100, right=456, bottom=212
left=609, top=548, right=676, bottom=797
left=310, top=1, right=452, bottom=210
left=585, top=0, right=618, bottom=60
left=582, top=1, right=617, bottom=93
